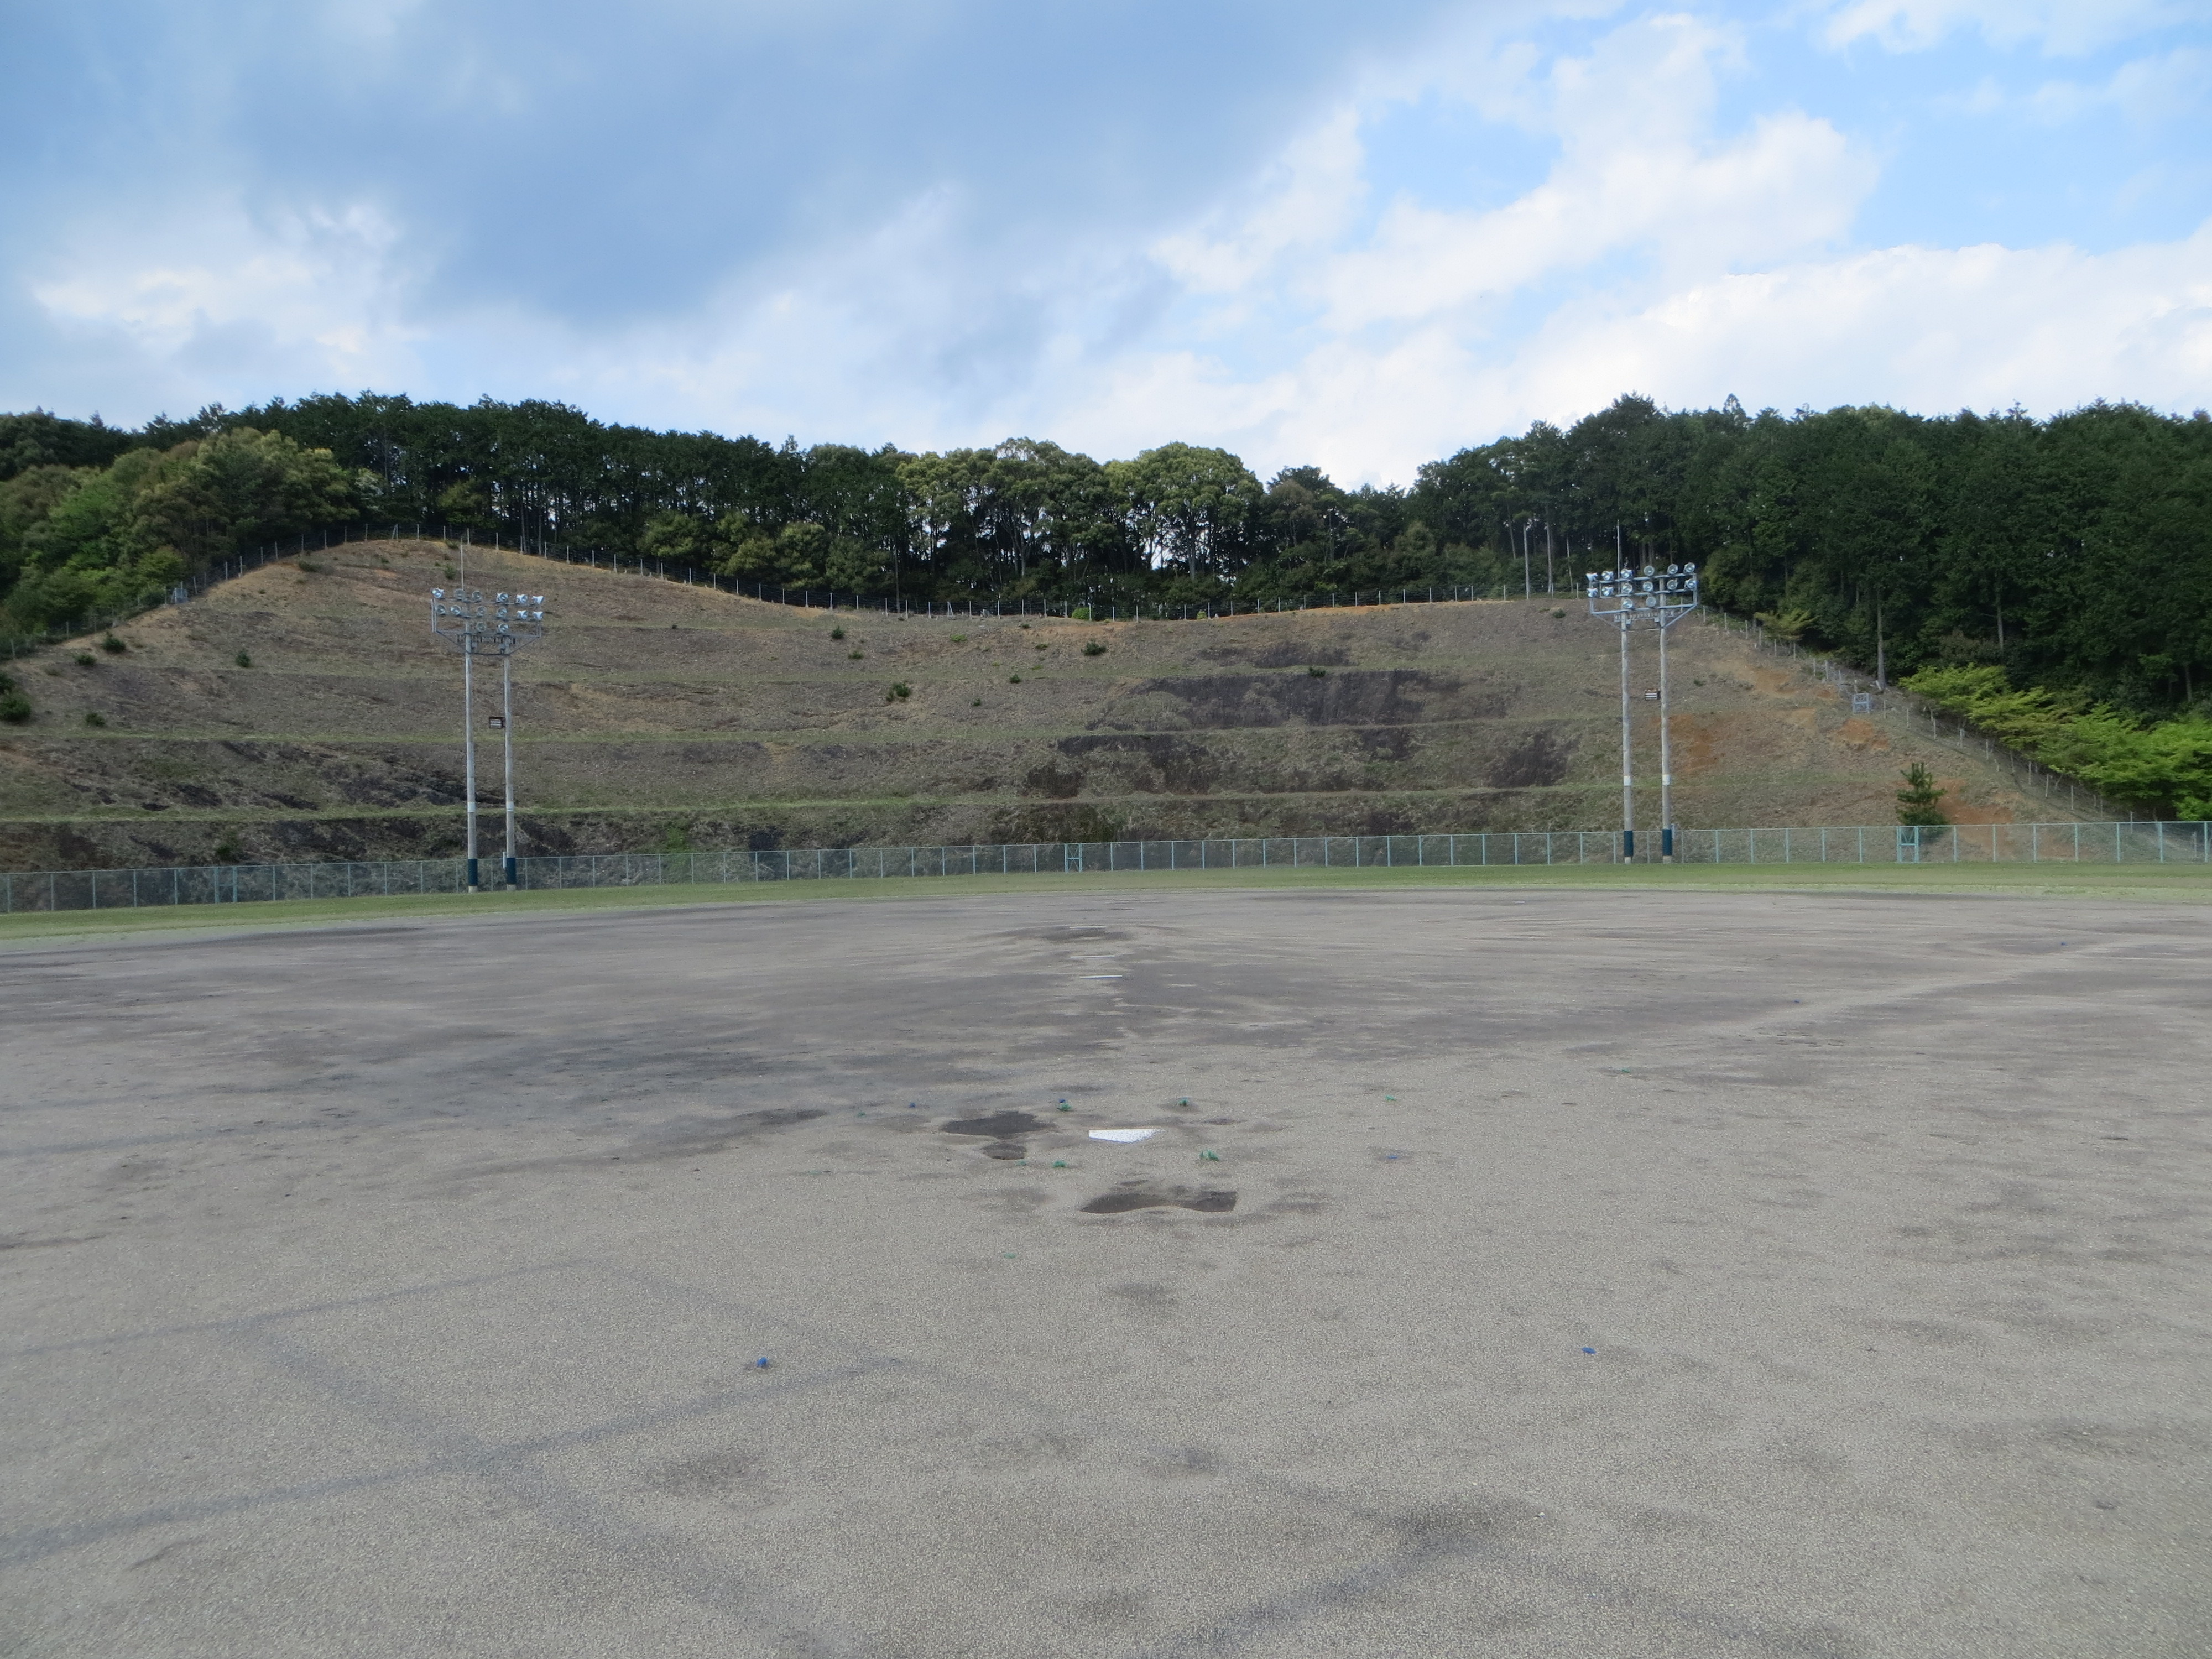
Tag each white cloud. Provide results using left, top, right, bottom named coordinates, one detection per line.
left=27, top=199, right=424, bottom=396
left=1045, top=222, right=2212, bottom=483
left=1505, top=225, right=2212, bottom=414
left=1152, top=108, right=1369, bottom=300
left=1816, top=0, right=2212, bottom=56
left=1139, top=14, right=1876, bottom=359
left=2018, top=44, right=2212, bottom=123
left=11, top=4, right=2208, bottom=485
left=1031, top=11, right=2212, bottom=477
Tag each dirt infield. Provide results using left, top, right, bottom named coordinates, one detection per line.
left=3, top=887, right=2205, bottom=1656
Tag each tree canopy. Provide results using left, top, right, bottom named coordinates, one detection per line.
left=6, top=389, right=2209, bottom=732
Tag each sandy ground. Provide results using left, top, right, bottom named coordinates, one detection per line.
left=1, top=887, right=2205, bottom=1657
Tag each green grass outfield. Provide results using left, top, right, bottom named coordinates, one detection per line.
left=6, top=858, right=2211, bottom=946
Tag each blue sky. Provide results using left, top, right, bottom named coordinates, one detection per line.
left=2, top=0, right=2206, bottom=481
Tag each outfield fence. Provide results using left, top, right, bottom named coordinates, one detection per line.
left=5, top=820, right=2208, bottom=914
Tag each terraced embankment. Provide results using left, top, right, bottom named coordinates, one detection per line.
left=0, top=540, right=2048, bottom=868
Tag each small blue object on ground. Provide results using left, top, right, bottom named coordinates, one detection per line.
left=755, top=1357, right=771, bottom=1369
left=1581, top=1347, right=1596, bottom=1355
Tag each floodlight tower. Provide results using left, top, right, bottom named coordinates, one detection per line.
left=1584, top=562, right=1699, bottom=861
left=430, top=584, right=549, bottom=890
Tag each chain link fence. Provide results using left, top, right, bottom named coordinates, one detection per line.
left=6, top=821, right=2209, bottom=914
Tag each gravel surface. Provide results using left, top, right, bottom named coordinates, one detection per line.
left=3, top=887, right=2205, bottom=1656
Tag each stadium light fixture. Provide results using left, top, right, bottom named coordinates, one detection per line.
left=1584, top=559, right=1699, bottom=860
left=429, top=585, right=551, bottom=890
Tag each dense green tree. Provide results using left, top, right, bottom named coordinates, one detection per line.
left=7, top=391, right=2209, bottom=744
left=3, top=429, right=355, bottom=630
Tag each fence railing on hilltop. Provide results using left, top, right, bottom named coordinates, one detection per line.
left=4, top=821, right=2206, bottom=915
left=5, top=520, right=1516, bottom=660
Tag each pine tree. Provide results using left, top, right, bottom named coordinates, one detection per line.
left=1896, top=763, right=1948, bottom=836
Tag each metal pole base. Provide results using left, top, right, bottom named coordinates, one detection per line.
left=503, top=856, right=518, bottom=890
left=1623, top=829, right=1635, bottom=862
left=466, top=857, right=480, bottom=892
left=1661, top=826, right=1674, bottom=863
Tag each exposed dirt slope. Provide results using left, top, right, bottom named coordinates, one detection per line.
left=0, top=539, right=2051, bottom=868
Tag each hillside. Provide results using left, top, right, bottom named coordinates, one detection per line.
left=0, top=538, right=2059, bottom=870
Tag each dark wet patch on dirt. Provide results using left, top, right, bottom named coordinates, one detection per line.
left=942, top=1110, right=1045, bottom=1139
left=979, top=1141, right=1027, bottom=1161
left=643, top=1107, right=829, bottom=1158
left=456, top=1105, right=830, bottom=1181
left=643, top=1451, right=759, bottom=1498
left=173, top=926, right=425, bottom=948
left=1082, top=1182, right=1238, bottom=1215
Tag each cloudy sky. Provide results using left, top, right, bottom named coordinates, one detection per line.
left=2, top=0, right=2206, bottom=479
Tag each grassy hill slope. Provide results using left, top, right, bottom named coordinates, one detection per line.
left=0, top=539, right=2056, bottom=869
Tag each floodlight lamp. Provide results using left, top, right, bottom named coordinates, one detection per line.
left=1585, top=572, right=1599, bottom=585
left=1683, top=562, right=1697, bottom=573
left=431, top=587, right=445, bottom=599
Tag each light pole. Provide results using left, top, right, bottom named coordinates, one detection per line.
left=430, top=584, right=549, bottom=890
left=1584, top=561, right=1699, bottom=862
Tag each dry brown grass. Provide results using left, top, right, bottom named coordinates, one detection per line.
left=0, top=539, right=2052, bottom=868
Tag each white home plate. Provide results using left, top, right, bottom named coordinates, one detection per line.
left=1088, top=1128, right=1158, bottom=1143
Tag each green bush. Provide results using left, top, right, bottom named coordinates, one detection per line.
left=1082, top=639, right=1106, bottom=656
left=0, top=690, right=30, bottom=724
left=234, top=650, right=252, bottom=667
left=83, top=709, right=106, bottom=728
left=100, top=633, right=126, bottom=654
left=1903, top=663, right=2212, bottom=819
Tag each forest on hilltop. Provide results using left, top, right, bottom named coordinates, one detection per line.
left=3, top=392, right=2210, bottom=810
